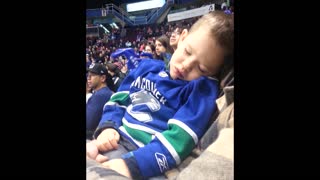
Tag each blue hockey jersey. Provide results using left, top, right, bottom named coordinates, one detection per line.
left=96, top=59, right=219, bottom=178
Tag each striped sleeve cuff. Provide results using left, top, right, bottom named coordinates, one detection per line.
left=93, top=121, right=117, bottom=139
left=122, top=152, right=144, bottom=180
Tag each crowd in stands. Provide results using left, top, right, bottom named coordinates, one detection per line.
left=85, top=17, right=199, bottom=60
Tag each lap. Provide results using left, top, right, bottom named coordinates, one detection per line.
left=87, top=158, right=130, bottom=180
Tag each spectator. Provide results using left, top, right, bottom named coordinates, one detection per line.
left=125, top=40, right=132, bottom=48
left=145, top=43, right=155, bottom=55
left=86, top=63, right=115, bottom=139
left=106, top=63, right=126, bottom=92
left=139, top=40, right=148, bottom=52
left=169, top=25, right=186, bottom=52
left=90, top=56, right=96, bottom=64
left=86, top=54, right=92, bottom=70
left=141, top=42, right=156, bottom=59
left=155, top=35, right=173, bottom=69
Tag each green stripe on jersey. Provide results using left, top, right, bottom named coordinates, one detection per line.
left=162, top=124, right=195, bottom=160
left=123, top=124, right=152, bottom=145
left=109, top=92, right=131, bottom=106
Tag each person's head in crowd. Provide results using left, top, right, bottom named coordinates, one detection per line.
left=118, top=55, right=126, bottom=66
left=109, top=56, right=115, bottom=63
left=169, top=25, right=185, bottom=52
left=120, top=60, right=129, bottom=75
left=113, top=61, right=123, bottom=70
left=106, top=63, right=119, bottom=76
left=87, top=63, right=115, bottom=92
left=134, top=47, right=139, bottom=54
left=169, top=11, right=234, bottom=81
left=141, top=43, right=156, bottom=59
left=104, top=55, right=109, bottom=63
left=106, top=62, right=126, bottom=91
left=89, top=51, right=93, bottom=56
left=139, top=40, right=148, bottom=52
left=86, top=54, right=90, bottom=62
left=93, top=45, right=98, bottom=51
left=145, top=43, right=155, bottom=54
left=154, top=35, right=173, bottom=60
left=113, top=56, right=128, bottom=75
left=90, top=56, right=96, bottom=63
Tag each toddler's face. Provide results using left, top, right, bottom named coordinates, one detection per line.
left=169, top=27, right=224, bottom=81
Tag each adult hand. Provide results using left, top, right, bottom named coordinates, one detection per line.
left=102, top=159, right=131, bottom=178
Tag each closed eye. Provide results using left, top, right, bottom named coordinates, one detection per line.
left=198, top=65, right=210, bottom=74
left=198, top=66, right=206, bottom=73
left=184, top=48, right=191, bottom=56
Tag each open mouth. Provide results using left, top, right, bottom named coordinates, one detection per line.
left=175, top=67, right=184, bottom=79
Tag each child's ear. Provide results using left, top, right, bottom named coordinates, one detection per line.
left=177, top=29, right=189, bottom=49
left=179, top=29, right=189, bottom=42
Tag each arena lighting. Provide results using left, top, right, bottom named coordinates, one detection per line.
left=126, top=0, right=165, bottom=12
left=112, top=22, right=119, bottom=29
left=99, top=24, right=110, bottom=33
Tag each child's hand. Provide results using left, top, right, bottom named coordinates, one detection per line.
left=102, top=159, right=131, bottom=178
left=96, top=128, right=120, bottom=152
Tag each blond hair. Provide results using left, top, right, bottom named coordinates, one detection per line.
left=189, top=11, right=234, bottom=56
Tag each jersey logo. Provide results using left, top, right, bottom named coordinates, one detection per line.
left=155, top=153, right=169, bottom=173
left=131, top=90, right=160, bottom=112
left=127, top=90, right=161, bottom=123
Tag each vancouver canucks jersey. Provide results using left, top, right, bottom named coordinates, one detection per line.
left=97, top=59, right=219, bottom=178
